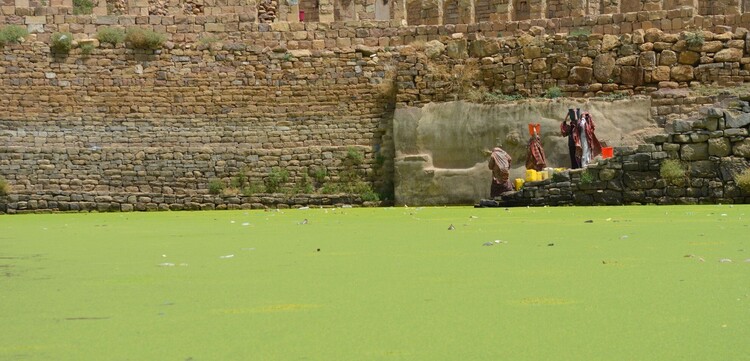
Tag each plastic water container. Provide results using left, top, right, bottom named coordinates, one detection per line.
left=528, top=123, right=541, bottom=136
left=602, top=147, right=614, bottom=159
left=525, top=169, right=537, bottom=182
left=514, top=178, right=524, bottom=190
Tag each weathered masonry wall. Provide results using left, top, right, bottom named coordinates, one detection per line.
left=7, top=6, right=750, bottom=46
left=2, top=0, right=750, bottom=25
left=497, top=99, right=750, bottom=206
left=2, top=22, right=750, bottom=211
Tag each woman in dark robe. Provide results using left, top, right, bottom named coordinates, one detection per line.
left=488, top=146, right=513, bottom=198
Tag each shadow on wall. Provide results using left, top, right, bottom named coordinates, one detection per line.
left=393, top=97, right=657, bottom=205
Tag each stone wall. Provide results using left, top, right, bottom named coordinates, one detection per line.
left=2, top=23, right=750, bottom=211
left=496, top=97, right=750, bottom=206
left=4, top=0, right=749, bottom=25
left=392, top=98, right=658, bottom=205
left=394, top=27, right=750, bottom=110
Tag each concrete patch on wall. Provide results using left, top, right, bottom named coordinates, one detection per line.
left=393, top=98, right=656, bottom=205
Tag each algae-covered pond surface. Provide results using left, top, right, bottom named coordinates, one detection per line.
left=1, top=205, right=748, bottom=360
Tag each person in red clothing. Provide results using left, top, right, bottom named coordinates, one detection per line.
left=525, top=128, right=547, bottom=171
left=561, top=109, right=602, bottom=168
left=574, top=112, right=603, bottom=167
left=488, top=144, right=513, bottom=198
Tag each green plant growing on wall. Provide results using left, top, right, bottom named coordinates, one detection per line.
left=310, top=166, right=327, bottom=188
left=0, top=25, right=29, bottom=46
left=291, top=173, right=314, bottom=195
left=50, top=32, right=73, bottom=54
left=241, top=182, right=265, bottom=196
left=0, top=176, right=9, bottom=196
left=579, top=170, right=594, bottom=185
left=660, top=159, right=687, bottom=186
left=208, top=179, right=224, bottom=195
left=734, top=168, right=750, bottom=193
left=125, top=27, right=166, bottom=50
left=283, top=52, right=293, bottom=61
left=230, top=169, right=248, bottom=190
left=97, top=27, right=126, bottom=46
left=544, top=86, right=563, bottom=99
left=73, top=0, right=94, bottom=14
left=684, top=30, right=704, bottom=48
left=264, top=168, right=289, bottom=194
left=80, top=42, right=95, bottom=55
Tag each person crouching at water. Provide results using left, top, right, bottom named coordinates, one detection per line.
left=488, top=145, right=513, bottom=198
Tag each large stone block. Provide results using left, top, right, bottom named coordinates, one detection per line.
left=680, top=143, right=709, bottom=160
left=709, top=137, right=732, bottom=157
left=469, top=39, right=500, bottom=58
left=620, top=66, right=643, bottom=86
left=659, top=50, right=677, bottom=65
left=593, top=54, right=616, bottom=82
left=445, top=39, right=467, bottom=59
left=724, top=111, right=750, bottom=128
left=640, top=51, right=656, bottom=68
left=671, top=65, right=694, bottom=81
left=714, top=48, right=743, bottom=62
left=678, top=50, right=700, bottom=65
left=623, top=171, right=658, bottom=189
left=568, top=66, right=593, bottom=84
left=690, top=160, right=719, bottom=178
left=733, top=138, right=750, bottom=158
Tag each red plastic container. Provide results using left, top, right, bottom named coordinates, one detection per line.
left=527, top=123, right=541, bottom=136
left=602, top=146, right=614, bottom=159
left=299, top=11, right=305, bottom=22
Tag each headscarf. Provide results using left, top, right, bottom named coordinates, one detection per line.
left=491, top=147, right=511, bottom=170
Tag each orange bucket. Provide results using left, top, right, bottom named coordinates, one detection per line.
left=528, top=123, right=541, bottom=136
left=602, top=147, right=614, bottom=159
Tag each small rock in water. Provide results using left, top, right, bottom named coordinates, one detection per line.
left=448, top=224, right=455, bottom=230
left=584, top=220, right=594, bottom=223
left=548, top=243, right=555, bottom=247
left=299, top=219, right=308, bottom=225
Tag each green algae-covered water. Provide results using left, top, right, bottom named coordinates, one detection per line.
left=1, top=205, right=748, bottom=360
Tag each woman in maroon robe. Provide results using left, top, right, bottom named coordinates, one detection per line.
left=488, top=146, right=513, bottom=198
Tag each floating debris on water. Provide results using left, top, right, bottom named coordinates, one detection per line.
left=482, top=242, right=494, bottom=246
left=469, top=216, right=478, bottom=219
left=241, top=222, right=250, bottom=226
left=719, top=258, right=733, bottom=263
left=158, top=263, right=175, bottom=267
left=220, top=254, right=235, bottom=259
left=299, top=206, right=310, bottom=210
left=584, top=220, right=594, bottom=223
left=241, top=248, right=255, bottom=251
left=448, top=224, right=455, bottom=230
left=299, top=219, right=308, bottom=225
left=620, top=235, right=629, bottom=240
